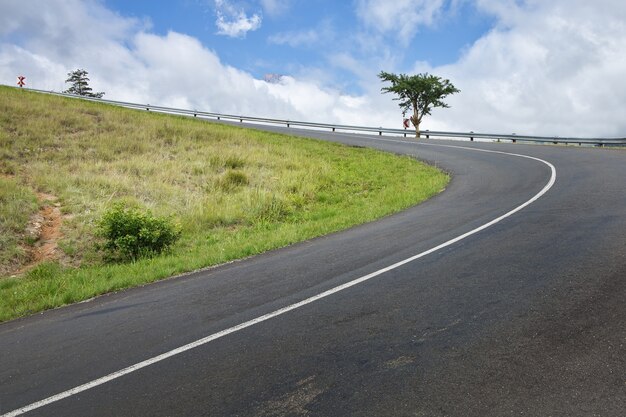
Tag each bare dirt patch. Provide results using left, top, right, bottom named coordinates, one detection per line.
left=16, top=192, right=65, bottom=275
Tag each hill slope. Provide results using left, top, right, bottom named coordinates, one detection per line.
left=0, top=86, right=448, bottom=321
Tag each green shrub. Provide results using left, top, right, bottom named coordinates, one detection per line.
left=98, top=203, right=181, bottom=262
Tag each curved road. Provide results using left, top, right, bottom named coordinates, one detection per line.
left=1, top=128, right=625, bottom=416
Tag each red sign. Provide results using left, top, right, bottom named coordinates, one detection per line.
left=403, top=118, right=410, bottom=129
left=17, top=76, right=26, bottom=87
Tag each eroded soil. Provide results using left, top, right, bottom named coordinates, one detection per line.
left=14, top=192, right=65, bottom=275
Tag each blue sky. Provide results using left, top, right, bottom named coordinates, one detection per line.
left=2, top=0, right=626, bottom=136
left=103, top=0, right=494, bottom=92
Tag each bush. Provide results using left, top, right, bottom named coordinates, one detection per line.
left=98, top=203, right=181, bottom=262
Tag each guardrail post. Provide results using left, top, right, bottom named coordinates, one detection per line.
left=425, top=130, right=430, bottom=139
left=332, top=127, right=335, bottom=132
left=470, top=131, right=474, bottom=141
left=239, top=118, right=243, bottom=123
left=379, top=128, right=382, bottom=136
left=287, top=122, right=290, bottom=127
left=146, top=105, right=150, bottom=111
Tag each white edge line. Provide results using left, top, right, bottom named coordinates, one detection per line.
left=2, top=144, right=556, bottom=417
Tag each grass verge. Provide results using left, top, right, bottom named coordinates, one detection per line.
left=0, top=176, right=39, bottom=275
left=0, top=86, right=449, bottom=322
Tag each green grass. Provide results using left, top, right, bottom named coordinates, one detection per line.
left=0, top=86, right=449, bottom=322
left=0, top=177, right=39, bottom=275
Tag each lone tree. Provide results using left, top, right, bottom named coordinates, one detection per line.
left=379, top=71, right=459, bottom=138
left=63, top=69, right=104, bottom=98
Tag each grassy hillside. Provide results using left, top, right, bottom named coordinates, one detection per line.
left=0, top=86, right=449, bottom=321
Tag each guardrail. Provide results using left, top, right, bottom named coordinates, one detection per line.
left=18, top=87, right=626, bottom=147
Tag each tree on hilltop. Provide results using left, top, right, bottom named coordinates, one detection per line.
left=63, top=69, right=105, bottom=98
left=379, top=71, right=459, bottom=138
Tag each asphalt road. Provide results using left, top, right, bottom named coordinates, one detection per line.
left=1, top=126, right=625, bottom=417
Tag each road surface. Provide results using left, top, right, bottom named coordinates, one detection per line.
left=1, top=128, right=625, bottom=416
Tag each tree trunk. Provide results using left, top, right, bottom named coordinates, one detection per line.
left=411, top=104, right=420, bottom=139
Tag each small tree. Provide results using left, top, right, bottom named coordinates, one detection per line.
left=63, top=69, right=105, bottom=98
left=379, top=71, right=459, bottom=138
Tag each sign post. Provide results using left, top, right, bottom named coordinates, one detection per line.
left=17, top=76, right=26, bottom=88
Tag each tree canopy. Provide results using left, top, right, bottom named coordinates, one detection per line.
left=378, top=71, right=459, bottom=138
left=63, top=69, right=105, bottom=98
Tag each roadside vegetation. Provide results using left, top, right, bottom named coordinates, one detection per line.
left=0, top=177, right=38, bottom=275
left=0, top=86, right=449, bottom=322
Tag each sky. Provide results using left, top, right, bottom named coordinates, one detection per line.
left=1, top=0, right=625, bottom=137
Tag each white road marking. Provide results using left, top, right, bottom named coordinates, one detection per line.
left=2, top=143, right=556, bottom=417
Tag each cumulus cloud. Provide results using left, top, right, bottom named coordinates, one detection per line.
left=0, top=0, right=397, bottom=127
left=0, top=0, right=143, bottom=92
left=426, top=0, right=626, bottom=136
left=214, top=0, right=262, bottom=38
left=355, top=0, right=446, bottom=44
left=1, top=0, right=626, bottom=137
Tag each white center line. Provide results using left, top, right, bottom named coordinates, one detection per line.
left=2, top=143, right=556, bottom=417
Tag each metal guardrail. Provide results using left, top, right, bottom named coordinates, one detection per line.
left=17, top=87, right=626, bottom=147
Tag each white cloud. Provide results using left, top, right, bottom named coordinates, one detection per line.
left=0, top=0, right=143, bottom=92
left=268, top=20, right=333, bottom=48
left=0, top=0, right=399, bottom=128
left=425, top=0, right=626, bottom=136
left=2, top=0, right=626, bottom=137
left=268, top=28, right=320, bottom=47
left=214, top=0, right=262, bottom=38
left=356, top=0, right=446, bottom=44
left=260, top=0, right=291, bottom=17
